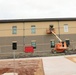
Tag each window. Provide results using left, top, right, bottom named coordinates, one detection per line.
left=12, top=42, right=17, bottom=50
left=65, top=39, right=70, bottom=47
left=31, top=40, right=36, bottom=49
left=12, top=26, right=17, bottom=34
left=50, top=40, right=55, bottom=48
left=31, top=25, right=36, bottom=34
left=64, top=24, right=68, bottom=32
left=49, top=25, right=54, bottom=28
left=49, top=25, right=54, bottom=31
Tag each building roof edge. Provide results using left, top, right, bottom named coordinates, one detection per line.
left=0, top=17, right=76, bottom=23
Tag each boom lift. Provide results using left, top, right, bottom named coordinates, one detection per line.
left=51, top=31, right=68, bottom=53
left=49, top=25, right=68, bottom=53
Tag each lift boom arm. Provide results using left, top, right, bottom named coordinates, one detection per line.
left=51, top=31, right=62, bottom=42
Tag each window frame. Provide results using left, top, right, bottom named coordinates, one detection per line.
left=12, top=26, right=17, bottom=34
left=12, top=41, right=17, bottom=50
left=31, top=25, right=36, bottom=34
left=64, top=24, right=68, bottom=32
left=50, top=39, right=55, bottom=48
left=31, top=40, right=36, bottom=49
left=65, top=39, right=70, bottom=47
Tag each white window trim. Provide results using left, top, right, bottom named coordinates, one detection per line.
left=12, top=26, right=17, bottom=34
left=64, top=24, right=68, bottom=32
left=31, top=25, right=36, bottom=34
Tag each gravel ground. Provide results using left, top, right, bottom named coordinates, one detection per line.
left=0, top=59, right=44, bottom=75
left=0, top=54, right=76, bottom=75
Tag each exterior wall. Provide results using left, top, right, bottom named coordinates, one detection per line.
left=1, top=21, right=76, bottom=37
left=0, top=23, right=23, bottom=37
left=0, top=34, right=76, bottom=53
left=0, top=20, right=76, bottom=57
left=0, top=36, right=23, bottom=53
left=59, top=21, right=76, bottom=34
left=24, top=34, right=76, bottom=51
left=24, top=21, right=59, bottom=36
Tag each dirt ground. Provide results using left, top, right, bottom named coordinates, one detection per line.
left=66, top=56, right=76, bottom=63
left=0, top=59, right=44, bottom=75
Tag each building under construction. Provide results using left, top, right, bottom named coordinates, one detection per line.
left=0, top=18, right=76, bottom=58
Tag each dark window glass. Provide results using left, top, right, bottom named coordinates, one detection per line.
left=50, top=40, right=55, bottom=48
left=12, top=42, right=17, bottom=50
left=31, top=41, right=36, bottom=49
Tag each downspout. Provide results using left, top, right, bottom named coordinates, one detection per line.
left=23, top=22, right=25, bottom=50
left=58, top=21, right=60, bottom=38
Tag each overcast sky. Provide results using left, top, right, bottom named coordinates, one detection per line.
left=0, top=0, right=76, bottom=19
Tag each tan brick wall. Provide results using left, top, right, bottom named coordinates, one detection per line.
left=0, top=23, right=23, bottom=37
left=59, top=21, right=76, bottom=34
left=24, top=21, right=59, bottom=36
left=0, top=21, right=76, bottom=37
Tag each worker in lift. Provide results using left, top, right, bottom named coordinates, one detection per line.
left=49, top=25, right=54, bottom=33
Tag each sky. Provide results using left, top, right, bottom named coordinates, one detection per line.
left=0, top=0, right=76, bottom=19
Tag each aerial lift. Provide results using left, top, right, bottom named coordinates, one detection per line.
left=47, top=25, right=68, bottom=54
left=51, top=31, right=68, bottom=53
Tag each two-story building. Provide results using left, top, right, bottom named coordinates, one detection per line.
left=0, top=18, right=76, bottom=57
